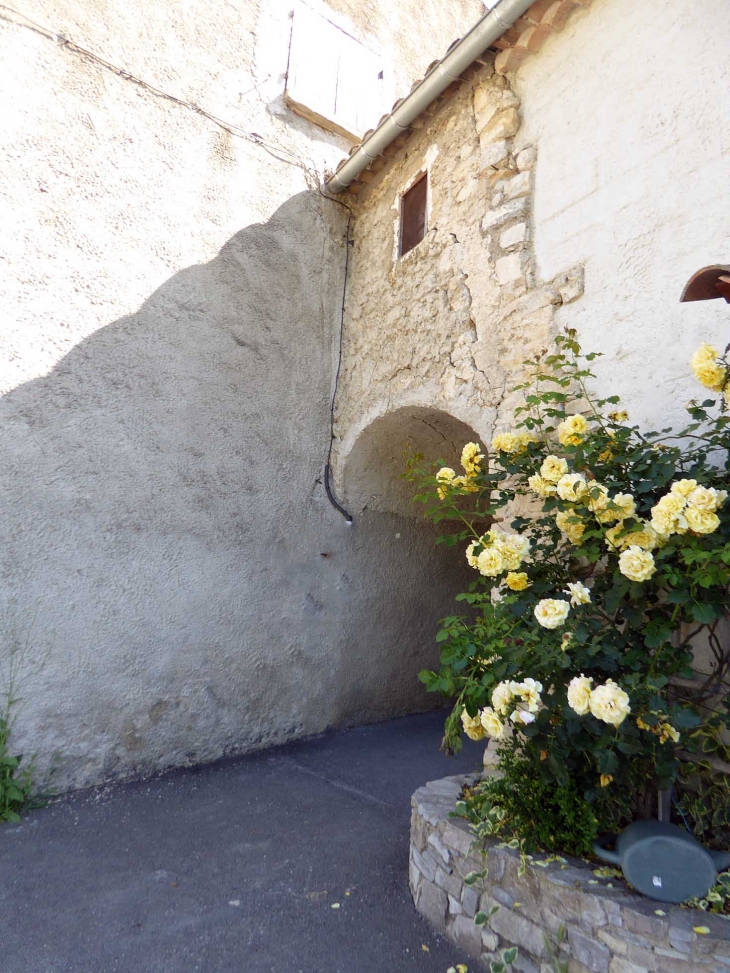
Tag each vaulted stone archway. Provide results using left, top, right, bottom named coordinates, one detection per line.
left=340, top=404, right=485, bottom=518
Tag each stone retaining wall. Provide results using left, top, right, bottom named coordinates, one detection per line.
left=410, top=774, right=730, bottom=973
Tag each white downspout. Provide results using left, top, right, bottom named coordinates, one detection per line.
left=325, top=0, right=535, bottom=194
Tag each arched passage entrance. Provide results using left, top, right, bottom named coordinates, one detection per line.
left=328, top=405, right=485, bottom=724
left=342, top=405, right=485, bottom=517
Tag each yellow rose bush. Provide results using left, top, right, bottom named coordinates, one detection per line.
left=407, top=331, right=730, bottom=853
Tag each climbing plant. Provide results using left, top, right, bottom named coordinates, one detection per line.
left=407, top=331, right=730, bottom=847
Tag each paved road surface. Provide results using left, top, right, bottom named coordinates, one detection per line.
left=1, top=711, right=485, bottom=973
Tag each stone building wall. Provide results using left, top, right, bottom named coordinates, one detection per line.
left=333, top=59, right=583, bottom=509
left=513, top=0, right=730, bottom=433
left=0, top=0, right=484, bottom=791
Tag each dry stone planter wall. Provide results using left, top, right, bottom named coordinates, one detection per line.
left=410, top=774, right=730, bottom=972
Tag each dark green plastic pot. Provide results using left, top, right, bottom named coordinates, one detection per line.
left=594, top=820, right=730, bottom=903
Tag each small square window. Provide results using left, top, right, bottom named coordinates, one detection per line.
left=399, top=173, right=428, bottom=257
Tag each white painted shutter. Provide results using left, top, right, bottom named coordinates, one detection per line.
left=286, top=2, right=385, bottom=140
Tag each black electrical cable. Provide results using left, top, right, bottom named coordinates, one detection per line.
left=322, top=205, right=354, bottom=524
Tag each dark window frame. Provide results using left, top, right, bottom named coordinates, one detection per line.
left=398, top=172, right=428, bottom=258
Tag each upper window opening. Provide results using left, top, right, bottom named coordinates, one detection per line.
left=285, top=1, right=387, bottom=140
left=399, top=174, right=428, bottom=257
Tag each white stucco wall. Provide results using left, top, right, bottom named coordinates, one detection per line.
left=514, top=0, right=730, bottom=431
left=0, top=0, right=484, bottom=790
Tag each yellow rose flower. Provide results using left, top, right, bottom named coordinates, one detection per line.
left=599, top=775, right=614, bottom=788
left=592, top=491, right=636, bottom=525
left=540, top=455, right=569, bottom=484
left=612, top=493, right=637, bottom=521
left=567, top=674, right=593, bottom=715
left=528, top=473, right=557, bottom=498
left=436, top=467, right=456, bottom=499
left=480, top=706, right=506, bottom=740
left=511, top=677, right=543, bottom=713
left=636, top=716, right=651, bottom=730
left=505, top=571, right=530, bottom=591
left=565, top=581, right=591, bottom=606
left=671, top=479, right=698, bottom=499
left=556, top=510, right=586, bottom=544
left=650, top=493, right=688, bottom=536
left=477, top=547, right=504, bottom=578
left=685, top=506, right=721, bottom=534
left=556, top=473, right=589, bottom=502
left=691, top=343, right=726, bottom=392
left=589, top=679, right=630, bottom=726
left=587, top=483, right=609, bottom=518
left=491, top=432, right=519, bottom=454
left=687, top=485, right=727, bottom=512
left=606, top=521, right=662, bottom=552
left=452, top=475, right=479, bottom=494
left=465, top=541, right=479, bottom=568
left=557, top=414, right=589, bottom=447
left=461, top=708, right=487, bottom=741
left=497, top=531, right=531, bottom=571
left=618, top=546, right=656, bottom=582
left=491, top=431, right=537, bottom=455
left=658, top=723, right=680, bottom=745
left=534, top=598, right=570, bottom=630
left=491, top=681, right=514, bottom=716
left=607, top=410, right=629, bottom=423
left=461, top=442, right=484, bottom=475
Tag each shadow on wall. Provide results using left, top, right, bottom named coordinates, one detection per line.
left=0, top=191, right=477, bottom=791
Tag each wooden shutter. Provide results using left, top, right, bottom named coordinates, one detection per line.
left=400, top=174, right=428, bottom=256
left=285, top=2, right=384, bottom=140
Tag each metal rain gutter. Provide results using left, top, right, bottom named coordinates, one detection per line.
left=325, top=0, right=535, bottom=194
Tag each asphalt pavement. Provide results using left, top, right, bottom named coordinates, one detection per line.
left=0, top=710, right=485, bottom=973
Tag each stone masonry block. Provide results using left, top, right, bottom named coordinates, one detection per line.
left=427, top=832, right=451, bottom=865
left=623, top=908, right=668, bottom=943
left=481, top=928, right=499, bottom=952
left=441, top=819, right=474, bottom=858
left=448, top=893, right=463, bottom=916
left=482, top=198, right=528, bottom=230
left=418, top=879, right=448, bottom=932
left=608, top=961, right=651, bottom=973
left=479, top=107, right=520, bottom=143
left=500, top=222, right=528, bottom=249
left=409, top=857, right=421, bottom=895
left=502, top=170, right=532, bottom=199
left=474, top=86, right=520, bottom=134
left=496, top=251, right=526, bottom=285
left=452, top=914, right=484, bottom=956
left=435, top=865, right=462, bottom=900
left=479, top=138, right=511, bottom=173
left=411, top=845, right=437, bottom=883
left=513, top=953, right=540, bottom=973
left=516, top=146, right=537, bottom=170
left=411, top=809, right=429, bottom=852
left=624, top=942, right=657, bottom=971
left=461, top=884, right=479, bottom=918
left=490, top=905, right=548, bottom=958
left=569, top=928, right=611, bottom=973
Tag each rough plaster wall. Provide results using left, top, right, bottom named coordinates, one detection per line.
left=324, top=0, right=484, bottom=101
left=514, top=0, right=730, bottom=432
left=0, top=0, right=487, bottom=791
left=334, top=64, right=583, bottom=494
